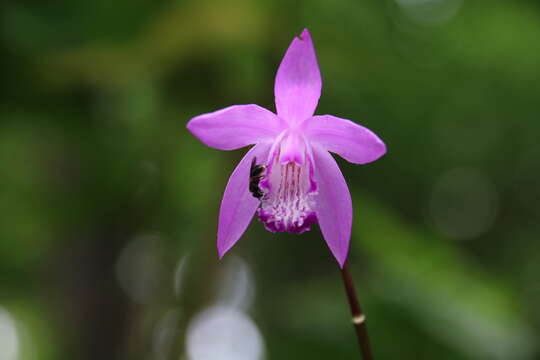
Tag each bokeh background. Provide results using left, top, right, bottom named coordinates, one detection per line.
left=1, top=0, right=540, bottom=359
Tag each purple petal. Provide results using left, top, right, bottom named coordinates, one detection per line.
left=279, top=132, right=305, bottom=165
left=274, top=29, right=322, bottom=125
left=217, top=143, right=271, bottom=258
left=312, top=145, right=352, bottom=267
left=187, top=105, right=283, bottom=150
left=306, top=115, right=386, bottom=164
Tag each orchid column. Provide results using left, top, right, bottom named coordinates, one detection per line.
left=187, top=29, right=386, bottom=359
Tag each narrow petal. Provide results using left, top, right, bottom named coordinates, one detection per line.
left=217, top=143, right=271, bottom=258
left=274, top=29, right=322, bottom=125
left=187, top=105, right=283, bottom=150
left=312, top=145, right=352, bottom=267
left=305, top=115, right=386, bottom=164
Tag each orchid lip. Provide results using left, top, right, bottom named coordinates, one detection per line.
left=256, top=149, right=318, bottom=234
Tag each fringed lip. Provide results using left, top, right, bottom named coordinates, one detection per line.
left=256, top=148, right=318, bottom=234
left=259, top=210, right=317, bottom=234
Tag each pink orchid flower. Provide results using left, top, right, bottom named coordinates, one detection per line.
left=187, top=29, right=386, bottom=267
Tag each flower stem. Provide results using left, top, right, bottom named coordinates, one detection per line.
left=340, top=261, right=373, bottom=360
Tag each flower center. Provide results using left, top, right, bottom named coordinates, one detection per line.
left=257, top=155, right=317, bottom=234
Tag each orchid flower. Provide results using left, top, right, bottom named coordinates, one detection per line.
left=187, top=29, right=386, bottom=267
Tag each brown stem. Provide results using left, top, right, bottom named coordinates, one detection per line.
left=340, top=261, right=373, bottom=360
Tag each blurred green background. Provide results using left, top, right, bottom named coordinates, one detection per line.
left=1, top=0, right=540, bottom=359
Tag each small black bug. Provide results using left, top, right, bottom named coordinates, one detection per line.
left=249, top=157, right=266, bottom=199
